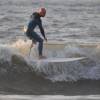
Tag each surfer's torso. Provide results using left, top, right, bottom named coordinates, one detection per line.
left=26, top=12, right=42, bottom=33
left=26, top=12, right=45, bottom=38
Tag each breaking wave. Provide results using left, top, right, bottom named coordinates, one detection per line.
left=0, top=39, right=100, bottom=82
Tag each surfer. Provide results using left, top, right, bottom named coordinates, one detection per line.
left=26, top=8, right=47, bottom=59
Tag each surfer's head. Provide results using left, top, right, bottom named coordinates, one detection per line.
left=38, top=8, right=46, bottom=17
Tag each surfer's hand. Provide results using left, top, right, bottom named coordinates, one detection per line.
left=44, top=37, right=47, bottom=42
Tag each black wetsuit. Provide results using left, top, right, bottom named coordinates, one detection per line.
left=26, top=12, right=45, bottom=56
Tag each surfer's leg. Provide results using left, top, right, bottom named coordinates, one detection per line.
left=25, top=32, right=36, bottom=49
left=31, top=32, right=44, bottom=57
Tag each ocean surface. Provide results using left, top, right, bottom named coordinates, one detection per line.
left=0, top=0, right=100, bottom=99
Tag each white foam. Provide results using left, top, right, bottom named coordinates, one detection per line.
left=0, top=95, right=100, bottom=100
left=0, top=44, right=17, bottom=62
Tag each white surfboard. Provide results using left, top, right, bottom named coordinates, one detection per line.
left=33, top=57, right=86, bottom=63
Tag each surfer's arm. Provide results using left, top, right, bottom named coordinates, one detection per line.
left=38, top=21, right=46, bottom=39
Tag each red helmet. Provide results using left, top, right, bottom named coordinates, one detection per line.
left=38, top=8, right=46, bottom=17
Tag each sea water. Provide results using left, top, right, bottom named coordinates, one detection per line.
left=0, top=0, right=100, bottom=99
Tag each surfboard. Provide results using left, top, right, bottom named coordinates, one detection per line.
left=33, top=57, right=86, bottom=63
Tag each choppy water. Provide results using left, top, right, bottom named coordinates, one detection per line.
left=0, top=0, right=100, bottom=99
